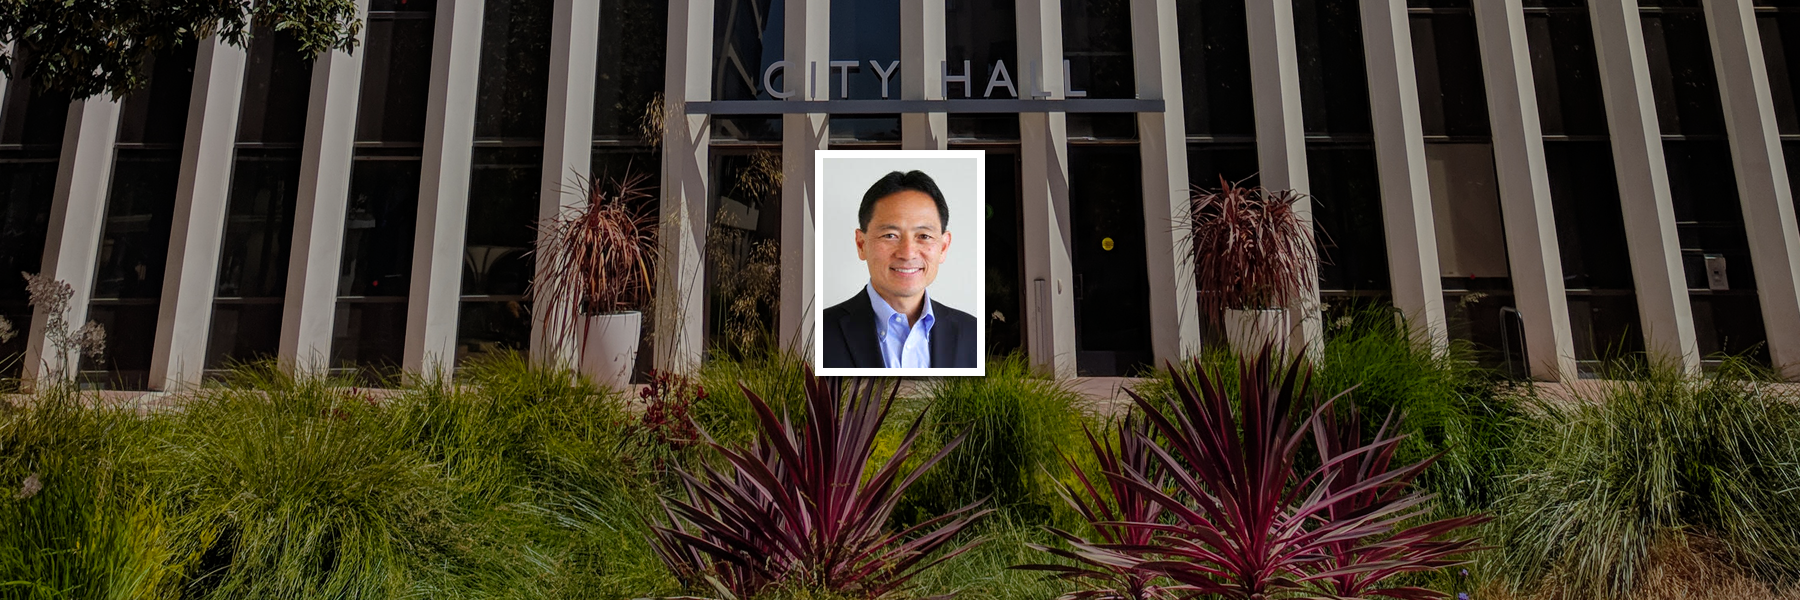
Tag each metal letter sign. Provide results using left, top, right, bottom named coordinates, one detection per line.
left=692, top=59, right=1163, bottom=115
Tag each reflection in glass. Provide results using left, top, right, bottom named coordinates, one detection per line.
left=333, top=155, right=421, bottom=378
left=1068, top=144, right=1151, bottom=376
left=595, top=0, right=669, bottom=139
left=1176, top=0, right=1255, bottom=137
left=356, top=10, right=436, bottom=143
left=1063, top=0, right=1136, bottom=99
left=713, top=0, right=784, bottom=101
left=705, top=148, right=782, bottom=352
left=207, top=151, right=301, bottom=369
left=969, top=147, right=1025, bottom=355
left=87, top=150, right=182, bottom=386
left=457, top=147, right=542, bottom=363
left=475, top=0, right=552, bottom=140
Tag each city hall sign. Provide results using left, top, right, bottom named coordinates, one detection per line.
left=684, top=59, right=1165, bottom=115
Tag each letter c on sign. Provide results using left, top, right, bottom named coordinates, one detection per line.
left=763, top=61, right=795, bottom=99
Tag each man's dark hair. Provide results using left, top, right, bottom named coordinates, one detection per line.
left=857, top=170, right=950, bottom=231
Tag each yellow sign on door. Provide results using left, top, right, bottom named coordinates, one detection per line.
left=1101, top=237, right=1114, bottom=251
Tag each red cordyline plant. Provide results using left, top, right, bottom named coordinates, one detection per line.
left=1075, top=347, right=1486, bottom=600
left=651, top=369, right=993, bottom=599
left=1187, top=177, right=1317, bottom=322
left=1016, top=414, right=1171, bottom=600
left=532, top=171, right=657, bottom=347
left=1309, top=406, right=1492, bottom=600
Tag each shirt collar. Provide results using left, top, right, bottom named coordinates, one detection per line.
left=865, top=283, right=935, bottom=329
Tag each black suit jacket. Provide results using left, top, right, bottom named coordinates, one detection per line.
left=821, top=291, right=978, bottom=368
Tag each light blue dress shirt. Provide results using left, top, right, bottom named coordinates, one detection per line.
left=866, top=283, right=935, bottom=368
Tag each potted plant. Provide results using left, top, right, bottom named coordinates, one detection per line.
left=1186, top=177, right=1317, bottom=357
left=534, top=171, right=657, bottom=389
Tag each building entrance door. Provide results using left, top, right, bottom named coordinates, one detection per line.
left=1069, top=144, right=1152, bottom=376
left=956, top=145, right=1025, bottom=357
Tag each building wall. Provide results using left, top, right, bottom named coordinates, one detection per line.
left=6, top=0, right=1800, bottom=387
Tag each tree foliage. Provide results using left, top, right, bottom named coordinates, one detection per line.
left=0, top=0, right=362, bottom=100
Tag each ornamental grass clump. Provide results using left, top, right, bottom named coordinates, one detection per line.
left=1186, top=178, right=1316, bottom=320
left=652, top=370, right=993, bottom=599
left=1499, top=357, right=1800, bottom=599
left=1015, top=414, right=1167, bottom=600
left=533, top=171, right=658, bottom=351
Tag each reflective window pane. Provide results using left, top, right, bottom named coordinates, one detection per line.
left=713, top=0, right=784, bottom=101
left=115, top=46, right=197, bottom=146
left=1295, top=0, right=1373, bottom=136
left=1175, top=0, right=1255, bottom=137
left=1062, top=0, right=1136, bottom=99
left=1411, top=11, right=1491, bottom=137
left=0, top=49, right=72, bottom=147
left=946, top=0, right=1016, bottom=101
left=594, top=0, right=669, bottom=140
left=236, top=29, right=314, bottom=145
left=474, top=0, right=553, bottom=140
left=339, top=155, right=421, bottom=297
left=1641, top=7, right=1727, bottom=136
left=1307, top=145, right=1391, bottom=292
left=356, top=11, right=436, bottom=143
left=461, top=146, right=542, bottom=298
left=214, top=151, right=301, bottom=300
left=1525, top=4, right=1609, bottom=137
left=0, top=154, right=58, bottom=377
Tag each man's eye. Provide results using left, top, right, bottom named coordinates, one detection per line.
left=882, top=233, right=898, bottom=240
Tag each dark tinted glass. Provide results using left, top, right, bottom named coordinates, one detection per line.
left=1307, top=145, right=1391, bottom=292
left=1640, top=8, right=1727, bottom=136
left=713, top=0, right=784, bottom=100
left=1409, top=0, right=1470, bottom=7
left=1525, top=6, right=1609, bottom=136
left=828, top=116, right=902, bottom=141
left=369, top=0, right=436, bottom=11
left=1545, top=142, right=1634, bottom=290
left=474, top=0, right=553, bottom=140
left=1664, top=140, right=1755, bottom=289
left=1410, top=11, right=1491, bottom=137
left=236, top=29, right=315, bottom=145
left=456, top=300, right=532, bottom=363
left=713, top=116, right=783, bottom=141
left=356, top=12, right=436, bottom=143
left=1176, top=0, right=1255, bottom=137
left=1066, top=113, right=1137, bottom=139
left=1757, top=9, right=1800, bottom=134
left=331, top=301, right=408, bottom=380
left=206, top=303, right=284, bottom=368
left=1294, top=0, right=1373, bottom=135
left=1068, top=144, right=1151, bottom=376
left=215, top=151, right=300, bottom=299
left=116, top=45, right=198, bottom=145
left=973, top=147, right=1024, bottom=355
left=705, top=148, right=783, bottom=349
left=0, top=155, right=57, bottom=377
left=594, top=0, right=669, bottom=139
left=1523, top=0, right=1587, bottom=6
left=0, top=49, right=72, bottom=147
left=461, top=146, right=542, bottom=296
left=1063, top=0, right=1136, bottom=99
left=946, top=0, right=1016, bottom=101
left=948, top=115, right=1022, bottom=140
left=340, top=156, right=421, bottom=296
left=93, top=150, right=180, bottom=299
left=1692, top=294, right=1770, bottom=361
left=83, top=304, right=157, bottom=388
left=829, top=0, right=899, bottom=101
left=1187, top=144, right=1260, bottom=189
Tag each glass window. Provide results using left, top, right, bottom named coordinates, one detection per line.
left=474, top=0, right=553, bottom=140
left=1411, top=9, right=1491, bottom=137
left=946, top=0, right=1017, bottom=138
left=235, top=29, right=314, bottom=145
left=0, top=154, right=58, bottom=377
left=1068, top=143, right=1151, bottom=376
left=594, top=0, right=669, bottom=140
left=115, top=45, right=198, bottom=146
left=333, top=153, right=421, bottom=379
left=1187, top=145, right=1260, bottom=190
left=964, top=145, right=1024, bottom=356
left=457, top=147, right=541, bottom=362
left=1175, top=0, right=1255, bottom=138
left=713, top=0, right=784, bottom=101
left=1641, top=6, right=1727, bottom=136
left=705, top=147, right=783, bottom=352
left=1062, top=0, right=1136, bottom=99
left=1525, top=3, right=1609, bottom=137
left=87, top=150, right=182, bottom=386
left=1295, top=0, right=1373, bottom=136
left=0, top=49, right=72, bottom=147
left=207, top=151, right=301, bottom=369
left=1308, top=145, right=1391, bottom=293
left=356, top=7, right=436, bottom=143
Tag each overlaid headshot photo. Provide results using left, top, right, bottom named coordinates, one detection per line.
left=815, top=151, right=986, bottom=377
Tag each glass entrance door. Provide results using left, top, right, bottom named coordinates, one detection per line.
left=1068, top=143, right=1152, bottom=376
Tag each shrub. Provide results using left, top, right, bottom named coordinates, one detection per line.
left=652, top=372, right=992, bottom=598
left=1015, top=414, right=1167, bottom=600
left=905, top=353, right=1092, bottom=524
left=694, top=344, right=808, bottom=446
left=1499, top=357, right=1800, bottom=599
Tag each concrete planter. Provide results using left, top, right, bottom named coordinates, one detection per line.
left=1223, top=308, right=1290, bottom=358
left=579, top=311, right=642, bottom=390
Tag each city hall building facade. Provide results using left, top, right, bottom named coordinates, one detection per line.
left=4, top=0, right=1800, bottom=388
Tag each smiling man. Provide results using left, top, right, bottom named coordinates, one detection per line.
left=822, top=170, right=978, bottom=369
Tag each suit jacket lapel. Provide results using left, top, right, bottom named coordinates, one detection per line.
left=837, top=294, right=883, bottom=368
left=930, top=301, right=958, bottom=369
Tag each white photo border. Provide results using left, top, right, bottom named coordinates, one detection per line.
left=813, top=150, right=987, bottom=377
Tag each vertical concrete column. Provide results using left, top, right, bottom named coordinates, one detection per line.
left=404, top=0, right=485, bottom=377
left=1705, top=0, right=1800, bottom=379
left=1246, top=0, right=1321, bottom=355
left=778, top=0, right=827, bottom=354
left=1360, top=0, right=1450, bottom=350
left=1589, top=0, right=1700, bottom=371
left=656, top=0, right=714, bottom=373
left=1474, top=0, right=1577, bottom=381
left=1131, top=0, right=1200, bottom=363
left=1017, top=0, right=1076, bottom=378
left=902, top=0, right=948, bottom=149
left=282, top=0, right=371, bottom=375
left=531, top=0, right=602, bottom=368
left=149, top=37, right=249, bottom=390
left=25, top=100, right=121, bottom=383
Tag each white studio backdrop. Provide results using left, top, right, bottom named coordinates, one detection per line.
left=814, top=150, right=986, bottom=376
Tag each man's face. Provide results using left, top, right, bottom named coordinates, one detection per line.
left=855, top=190, right=953, bottom=305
